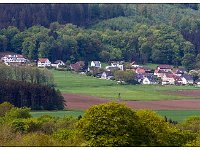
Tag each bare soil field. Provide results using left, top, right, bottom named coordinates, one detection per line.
left=63, top=90, right=200, bottom=110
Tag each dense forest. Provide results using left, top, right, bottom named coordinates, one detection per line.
left=1, top=4, right=200, bottom=69
left=0, top=79, right=64, bottom=110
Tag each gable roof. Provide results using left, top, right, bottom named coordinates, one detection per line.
left=145, top=75, right=157, bottom=83
left=92, top=61, right=101, bottom=66
left=54, top=60, right=64, bottom=64
left=38, top=58, right=49, bottom=63
left=181, top=74, right=193, bottom=81
left=165, top=73, right=174, bottom=78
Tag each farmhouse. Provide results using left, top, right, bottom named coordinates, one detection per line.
left=101, top=71, right=114, bottom=80
left=110, top=61, right=124, bottom=70
left=1, top=54, right=28, bottom=66
left=37, top=58, right=51, bottom=67
left=157, top=64, right=173, bottom=72
left=70, top=61, right=85, bottom=72
left=91, top=61, right=101, bottom=68
left=173, top=68, right=188, bottom=76
left=162, top=73, right=175, bottom=85
left=51, top=60, right=65, bottom=68
left=181, top=74, right=194, bottom=85
left=142, top=75, right=157, bottom=85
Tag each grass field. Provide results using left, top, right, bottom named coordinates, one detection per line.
left=30, top=110, right=200, bottom=123
left=31, top=110, right=84, bottom=118
left=52, top=69, right=198, bottom=101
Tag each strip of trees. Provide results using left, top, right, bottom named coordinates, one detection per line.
left=0, top=64, right=54, bottom=87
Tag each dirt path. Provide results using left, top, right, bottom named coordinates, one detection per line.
left=63, top=91, right=200, bottom=110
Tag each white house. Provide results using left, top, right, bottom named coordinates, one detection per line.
left=37, top=58, right=51, bottom=67
left=110, top=62, right=124, bottom=70
left=91, top=61, right=101, bottom=68
left=142, top=76, right=157, bottom=85
left=51, top=60, right=65, bottom=68
left=162, top=73, right=175, bottom=85
left=181, top=74, right=194, bottom=85
left=101, top=71, right=114, bottom=80
left=1, top=54, right=27, bottom=65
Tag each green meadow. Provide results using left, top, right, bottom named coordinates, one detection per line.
left=30, top=110, right=200, bottom=123
left=52, top=69, right=198, bottom=101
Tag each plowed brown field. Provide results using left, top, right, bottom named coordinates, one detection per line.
left=63, top=90, right=200, bottom=110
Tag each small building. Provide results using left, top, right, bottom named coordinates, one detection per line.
left=91, top=61, right=101, bottom=68
left=101, top=71, right=114, bottom=80
left=70, top=61, right=85, bottom=72
left=173, top=68, right=188, bottom=76
left=181, top=74, right=194, bottom=85
left=1, top=54, right=28, bottom=66
left=110, top=62, right=124, bottom=70
left=157, top=64, right=173, bottom=72
left=51, top=60, right=65, bottom=68
left=162, top=73, right=175, bottom=85
left=136, top=67, right=145, bottom=74
left=105, top=66, right=120, bottom=72
left=134, top=73, right=145, bottom=83
left=154, top=69, right=169, bottom=78
left=37, top=58, right=51, bottom=67
left=195, top=78, right=200, bottom=87
left=142, top=75, right=157, bottom=85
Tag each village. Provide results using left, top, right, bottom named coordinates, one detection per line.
left=1, top=53, right=200, bottom=87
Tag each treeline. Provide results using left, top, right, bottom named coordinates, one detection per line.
left=0, top=80, right=64, bottom=110
left=0, top=4, right=124, bottom=30
left=0, top=64, right=54, bottom=86
left=0, top=23, right=198, bottom=70
left=1, top=102, right=200, bottom=146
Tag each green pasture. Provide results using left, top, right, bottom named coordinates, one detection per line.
left=52, top=69, right=199, bottom=101
left=31, top=110, right=84, bottom=118
left=30, top=110, right=200, bottom=123
left=155, top=110, right=200, bottom=123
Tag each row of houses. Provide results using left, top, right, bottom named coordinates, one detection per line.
left=1, top=54, right=200, bottom=86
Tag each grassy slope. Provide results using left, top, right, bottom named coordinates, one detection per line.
left=52, top=69, right=198, bottom=101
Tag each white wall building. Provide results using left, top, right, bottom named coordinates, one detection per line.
left=37, top=58, right=51, bottom=67
left=1, top=54, right=27, bottom=65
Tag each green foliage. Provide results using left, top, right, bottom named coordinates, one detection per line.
left=114, top=70, right=137, bottom=84
left=11, top=118, right=41, bottom=133
left=20, top=132, right=60, bottom=146
left=178, top=116, right=200, bottom=132
left=0, top=102, right=14, bottom=117
left=5, top=107, right=31, bottom=119
left=76, top=102, right=140, bottom=146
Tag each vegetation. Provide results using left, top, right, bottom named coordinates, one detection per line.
left=0, top=79, right=64, bottom=110
left=52, top=70, right=197, bottom=101
left=0, top=64, right=54, bottom=86
left=1, top=4, right=200, bottom=69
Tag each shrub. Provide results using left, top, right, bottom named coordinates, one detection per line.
left=5, top=107, right=31, bottom=119
left=11, top=118, right=41, bottom=134
left=0, top=102, right=14, bottom=117
left=76, top=102, right=140, bottom=146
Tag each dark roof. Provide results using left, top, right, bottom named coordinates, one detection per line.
left=92, top=61, right=101, bottom=66
left=181, top=74, right=193, bottom=81
left=158, top=70, right=169, bottom=73
left=145, top=75, right=157, bottom=82
left=195, top=78, right=200, bottom=83
left=54, top=60, right=63, bottom=64
left=176, top=68, right=187, bottom=73
left=76, top=61, right=85, bottom=66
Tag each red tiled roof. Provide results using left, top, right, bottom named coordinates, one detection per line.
left=165, top=73, right=174, bottom=78
left=38, top=58, right=48, bottom=63
left=136, top=67, right=145, bottom=74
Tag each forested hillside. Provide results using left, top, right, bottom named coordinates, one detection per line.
left=1, top=4, right=200, bottom=69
